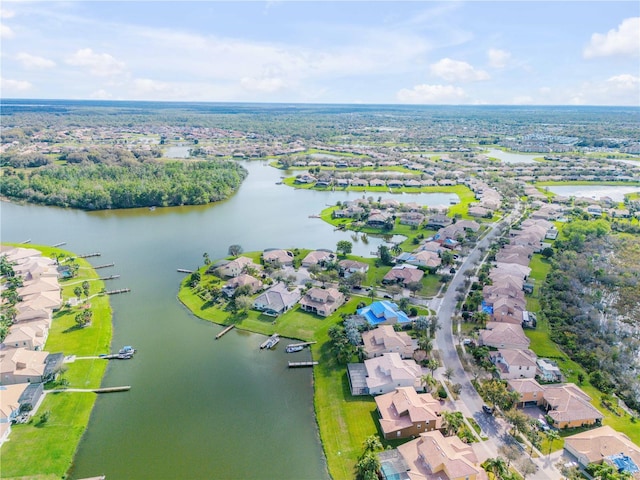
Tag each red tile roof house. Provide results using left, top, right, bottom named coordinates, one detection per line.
left=542, top=383, right=604, bottom=429
left=262, top=249, right=294, bottom=266
left=399, top=212, right=425, bottom=227
left=217, top=256, right=261, bottom=278
left=299, top=287, right=345, bottom=317
left=392, top=430, right=488, bottom=480
left=383, top=265, right=424, bottom=287
left=362, top=325, right=417, bottom=359
left=301, top=250, right=335, bottom=268
left=375, top=387, right=444, bottom=440
left=489, top=349, right=537, bottom=380
left=507, top=378, right=546, bottom=407
left=364, top=353, right=423, bottom=396
left=479, top=322, right=530, bottom=350
left=222, top=274, right=263, bottom=297
left=564, top=426, right=640, bottom=477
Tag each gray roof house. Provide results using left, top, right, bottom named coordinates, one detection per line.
left=252, top=283, right=301, bottom=316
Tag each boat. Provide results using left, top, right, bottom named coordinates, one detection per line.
left=119, top=346, right=136, bottom=355
left=149, top=206, right=156, bottom=211
left=285, top=344, right=304, bottom=353
left=260, top=334, right=280, bottom=350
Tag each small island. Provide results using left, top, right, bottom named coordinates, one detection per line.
left=0, top=244, right=115, bottom=478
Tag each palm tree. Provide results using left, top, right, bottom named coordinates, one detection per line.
left=441, top=411, right=464, bottom=436
left=362, top=435, right=382, bottom=455
left=483, top=457, right=507, bottom=480
left=418, top=336, right=433, bottom=356
left=545, top=429, right=560, bottom=457
left=426, top=358, right=439, bottom=375
left=444, top=367, right=454, bottom=382
left=355, top=452, right=380, bottom=480
left=420, top=374, right=437, bottom=393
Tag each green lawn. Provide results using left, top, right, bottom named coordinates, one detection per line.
left=0, top=244, right=112, bottom=479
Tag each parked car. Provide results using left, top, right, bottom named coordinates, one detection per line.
left=537, top=419, right=550, bottom=431
left=482, top=405, right=494, bottom=415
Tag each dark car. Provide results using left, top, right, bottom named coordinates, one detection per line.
left=482, top=405, right=494, bottom=415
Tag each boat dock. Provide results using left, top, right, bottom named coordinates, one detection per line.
left=260, top=334, right=280, bottom=349
left=105, top=288, right=130, bottom=295
left=215, top=324, right=235, bottom=339
left=78, top=252, right=101, bottom=258
left=99, top=274, right=120, bottom=281
left=94, top=263, right=115, bottom=269
left=285, top=341, right=317, bottom=348
left=52, top=242, right=66, bottom=247
left=177, top=268, right=194, bottom=273
left=288, top=361, right=319, bottom=368
left=96, top=386, right=131, bottom=393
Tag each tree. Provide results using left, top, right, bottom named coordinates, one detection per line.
left=444, top=367, right=454, bottom=382
left=378, top=245, right=393, bottom=265
left=541, top=246, right=554, bottom=259
left=228, top=244, right=243, bottom=257
left=418, top=336, right=433, bottom=355
left=234, top=295, right=252, bottom=313
left=82, top=281, right=91, bottom=299
left=426, top=359, right=439, bottom=375
left=498, top=444, right=522, bottom=468
left=75, top=309, right=92, bottom=328
left=336, top=240, right=353, bottom=256
left=420, top=374, right=437, bottom=392
left=441, top=411, right=464, bottom=436
left=406, top=281, right=423, bottom=297
left=203, top=252, right=211, bottom=265
left=504, top=408, right=530, bottom=437
left=429, top=316, right=441, bottom=338
left=74, top=286, right=83, bottom=299
left=483, top=457, right=507, bottom=480
left=355, top=453, right=380, bottom=480
left=545, top=429, right=560, bottom=457
left=517, top=458, right=537, bottom=479
left=362, top=434, right=382, bottom=455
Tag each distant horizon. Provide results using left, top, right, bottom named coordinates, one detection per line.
left=1, top=2, right=638, bottom=106
left=2, top=97, right=639, bottom=109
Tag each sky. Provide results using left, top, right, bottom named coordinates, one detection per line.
left=1, top=1, right=639, bottom=105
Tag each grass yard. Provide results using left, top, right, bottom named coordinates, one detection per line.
left=0, top=244, right=112, bottom=479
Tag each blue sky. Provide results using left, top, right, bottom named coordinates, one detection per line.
left=1, top=1, right=638, bottom=105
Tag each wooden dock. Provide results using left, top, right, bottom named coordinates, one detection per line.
left=99, top=274, right=120, bottom=281
left=94, top=263, right=115, bottom=269
left=215, top=324, right=235, bottom=339
left=177, top=268, right=194, bottom=273
left=286, top=341, right=317, bottom=348
left=288, top=361, right=318, bottom=368
left=21, top=239, right=31, bottom=244
left=52, top=242, right=66, bottom=247
left=95, top=386, right=130, bottom=393
left=79, top=252, right=101, bottom=258
left=105, top=288, right=130, bottom=295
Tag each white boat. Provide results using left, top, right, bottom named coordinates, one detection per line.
left=286, top=345, right=304, bottom=353
left=260, top=334, right=280, bottom=350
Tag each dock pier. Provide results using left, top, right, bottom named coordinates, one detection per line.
left=288, top=361, right=319, bottom=368
left=215, top=324, right=235, bottom=339
left=177, top=268, right=194, bottom=273
left=99, top=274, right=120, bottom=281
left=105, top=288, right=130, bottom=295
left=285, top=341, right=317, bottom=348
left=52, top=242, right=66, bottom=247
left=78, top=252, right=101, bottom=258
left=94, top=263, right=115, bottom=269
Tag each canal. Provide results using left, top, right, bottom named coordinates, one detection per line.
left=1, top=161, right=458, bottom=479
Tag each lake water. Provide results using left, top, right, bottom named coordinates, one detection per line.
left=0, top=161, right=459, bottom=480
left=485, top=148, right=540, bottom=164
left=546, top=184, right=640, bottom=202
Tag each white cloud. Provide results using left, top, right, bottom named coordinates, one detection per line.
left=487, top=49, right=511, bottom=68
left=1, top=23, right=14, bottom=39
left=396, top=84, right=467, bottom=104
left=16, top=52, right=56, bottom=69
left=606, top=73, right=640, bottom=91
left=66, top=48, right=126, bottom=77
left=584, top=17, right=640, bottom=58
left=240, top=76, right=286, bottom=93
left=429, top=58, right=489, bottom=82
left=0, top=76, right=32, bottom=92
left=0, top=8, right=15, bottom=19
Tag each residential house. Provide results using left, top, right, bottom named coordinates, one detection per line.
left=478, top=322, right=530, bottom=350
left=338, top=259, right=369, bottom=278
left=489, top=349, right=537, bottom=380
left=221, top=274, right=263, bottom=297
left=262, top=249, right=294, bottom=266
left=367, top=211, right=392, bottom=227
left=403, top=250, right=441, bottom=270
left=2, top=322, right=48, bottom=351
left=357, top=301, right=412, bottom=326
left=252, top=283, right=301, bottom=316
left=0, top=383, right=28, bottom=444
left=364, top=353, right=423, bottom=395
left=301, top=250, right=335, bottom=268
left=362, top=325, right=416, bottom=359
left=299, top=287, right=345, bottom=317
left=217, top=256, right=261, bottom=278
left=332, top=205, right=365, bottom=218
left=507, top=378, right=546, bottom=407
left=0, top=349, right=64, bottom=385
left=426, top=215, right=452, bottom=229
left=399, top=212, right=425, bottom=227
left=468, top=206, right=491, bottom=217
left=17, top=276, right=60, bottom=297
left=542, top=383, right=604, bottom=429
left=564, top=426, right=640, bottom=478
left=383, top=265, right=424, bottom=286
left=375, top=387, right=444, bottom=439
left=536, top=358, right=562, bottom=382
left=390, top=430, right=487, bottom=480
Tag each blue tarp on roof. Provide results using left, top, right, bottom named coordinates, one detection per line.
left=357, top=301, right=411, bottom=325
left=608, top=454, right=640, bottom=474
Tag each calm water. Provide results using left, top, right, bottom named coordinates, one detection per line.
left=546, top=184, right=640, bottom=202
left=486, top=148, right=540, bottom=164
left=0, top=162, right=458, bottom=479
